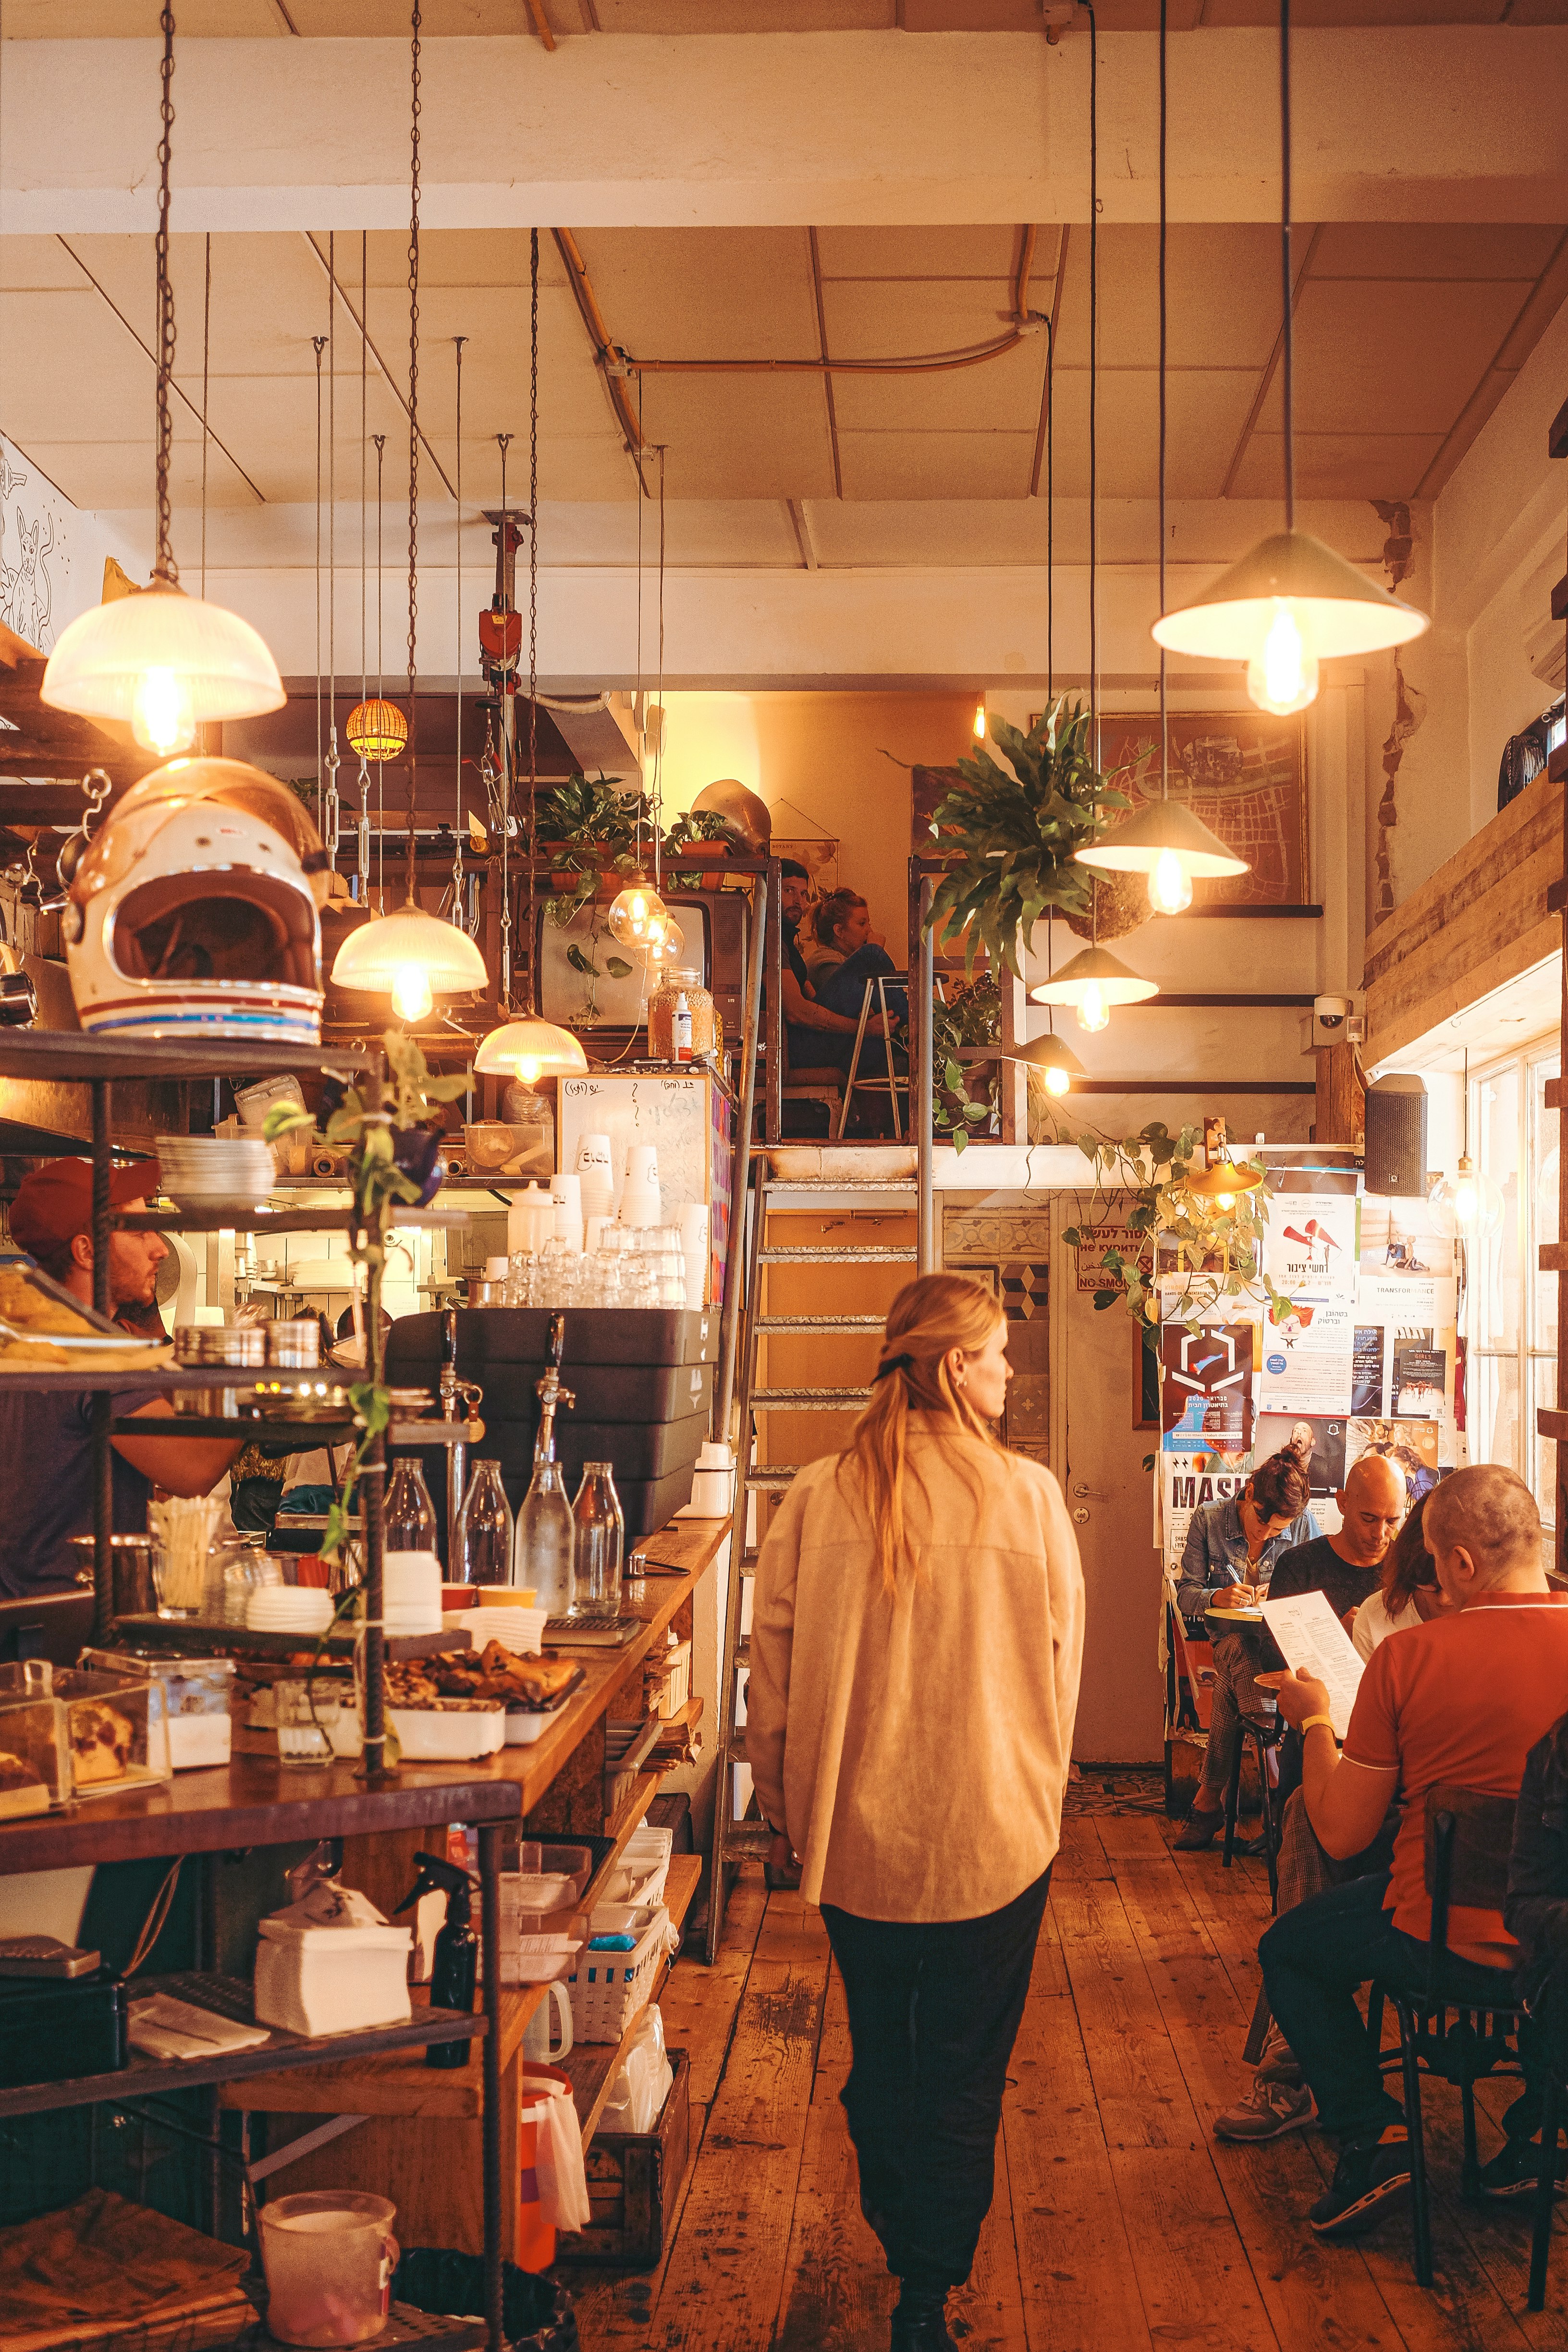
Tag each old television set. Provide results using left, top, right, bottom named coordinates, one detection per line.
left=532, top=887, right=751, bottom=1048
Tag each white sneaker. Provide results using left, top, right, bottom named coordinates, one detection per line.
left=1213, top=2077, right=1315, bottom=2143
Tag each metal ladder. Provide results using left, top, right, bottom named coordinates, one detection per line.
left=702, top=1166, right=919, bottom=1961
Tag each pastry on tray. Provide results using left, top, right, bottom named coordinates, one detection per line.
left=68, top=1699, right=135, bottom=1784
left=384, top=1642, right=581, bottom=1714
left=0, top=1267, right=98, bottom=1337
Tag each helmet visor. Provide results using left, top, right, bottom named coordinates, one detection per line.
left=110, top=870, right=319, bottom=992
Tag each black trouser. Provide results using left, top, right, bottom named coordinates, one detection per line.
left=820, top=1864, right=1052, bottom=2294
left=1261, top=1869, right=1524, bottom=2142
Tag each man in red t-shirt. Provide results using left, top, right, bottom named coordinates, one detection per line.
left=1258, top=1463, right=1568, bottom=2242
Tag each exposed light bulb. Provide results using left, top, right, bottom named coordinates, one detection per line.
left=390, top=965, right=434, bottom=1022
left=1454, top=1175, right=1480, bottom=1227
left=973, top=701, right=987, bottom=742
left=1246, top=601, right=1320, bottom=717
left=516, top=1055, right=541, bottom=1083
left=1432, top=1153, right=1505, bottom=1241
left=1076, top=980, right=1110, bottom=1034
left=131, top=666, right=196, bottom=755
left=1147, top=845, right=1194, bottom=916
left=1043, top=1063, right=1071, bottom=1097
left=1214, top=1191, right=1236, bottom=1212
left=608, top=881, right=666, bottom=948
left=645, top=915, right=685, bottom=967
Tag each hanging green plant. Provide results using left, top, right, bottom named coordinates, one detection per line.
left=931, top=973, right=1000, bottom=1153
left=1055, top=1119, right=1294, bottom=1332
left=922, top=698, right=1127, bottom=979
left=535, top=771, right=649, bottom=925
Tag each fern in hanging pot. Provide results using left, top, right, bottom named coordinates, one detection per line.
left=923, top=698, right=1126, bottom=977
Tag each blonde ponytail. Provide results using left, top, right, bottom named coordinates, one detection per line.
left=837, top=1272, right=1007, bottom=1598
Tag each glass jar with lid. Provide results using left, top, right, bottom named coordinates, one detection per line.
left=648, top=968, right=722, bottom=1065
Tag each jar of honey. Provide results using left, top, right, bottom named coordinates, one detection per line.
left=648, top=967, right=722, bottom=1064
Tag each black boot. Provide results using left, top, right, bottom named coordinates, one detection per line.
left=889, top=2281, right=957, bottom=2352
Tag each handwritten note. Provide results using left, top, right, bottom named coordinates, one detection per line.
left=1260, top=1588, right=1366, bottom=1741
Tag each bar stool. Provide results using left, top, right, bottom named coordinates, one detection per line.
left=1222, top=1711, right=1283, bottom=1911
left=835, top=972, right=909, bottom=1139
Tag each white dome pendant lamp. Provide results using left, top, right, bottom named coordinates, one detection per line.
left=42, top=10, right=284, bottom=752
left=330, top=6, right=485, bottom=1027
left=1150, top=0, right=1426, bottom=711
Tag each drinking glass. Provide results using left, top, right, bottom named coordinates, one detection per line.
left=276, top=1679, right=335, bottom=1767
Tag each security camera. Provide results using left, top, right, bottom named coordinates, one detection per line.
left=1314, top=994, right=1353, bottom=1028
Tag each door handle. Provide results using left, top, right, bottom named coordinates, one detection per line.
left=1071, top=1507, right=1090, bottom=1525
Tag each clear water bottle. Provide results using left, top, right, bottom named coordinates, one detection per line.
left=572, top=1461, right=625, bottom=1616
left=385, top=1458, right=437, bottom=1554
left=514, top=1455, right=575, bottom=1616
left=452, top=1458, right=514, bottom=1587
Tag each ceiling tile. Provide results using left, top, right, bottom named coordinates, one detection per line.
left=823, top=282, right=1045, bottom=433
left=0, top=292, right=152, bottom=442
left=589, top=0, right=894, bottom=24
left=0, top=0, right=280, bottom=29
left=357, top=230, right=572, bottom=292
left=567, top=229, right=819, bottom=363
left=1052, top=225, right=1286, bottom=373
left=1228, top=431, right=1446, bottom=503
left=815, top=226, right=1028, bottom=281
left=0, top=239, right=95, bottom=294
left=1309, top=224, right=1563, bottom=280
left=836, top=430, right=1037, bottom=501
left=630, top=377, right=836, bottom=501
left=425, top=434, right=636, bottom=503
left=1258, top=278, right=1527, bottom=436
left=1043, top=367, right=1264, bottom=501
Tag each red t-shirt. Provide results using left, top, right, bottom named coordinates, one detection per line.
left=1341, top=1590, right=1568, bottom=1967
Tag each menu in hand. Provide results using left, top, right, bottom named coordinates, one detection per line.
left=1260, top=1588, right=1365, bottom=1741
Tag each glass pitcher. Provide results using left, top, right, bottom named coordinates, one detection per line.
left=452, top=1459, right=513, bottom=1587
left=384, top=1460, right=437, bottom=1556
left=572, top=1461, right=625, bottom=1617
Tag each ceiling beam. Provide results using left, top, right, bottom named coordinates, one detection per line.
left=3, top=30, right=1565, bottom=233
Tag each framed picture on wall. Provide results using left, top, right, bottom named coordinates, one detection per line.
left=1034, top=712, right=1310, bottom=908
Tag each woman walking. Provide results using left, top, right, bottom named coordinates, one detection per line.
left=747, top=1273, right=1084, bottom=2352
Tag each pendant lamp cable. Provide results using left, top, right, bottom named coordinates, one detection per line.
left=405, top=0, right=422, bottom=909
left=653, top=444, right=665, bottom=895
left=636, top=374, right=645, bottom=872
left=313, top=333, right=325, bottom=834
left=1280, top=0, right=1295, bottom=533
left=1045, top=307, right=1054, bottom=706
left=153, top=4, right=178, bottom=587
left=1090, top=0, right=1101, bottom=971
left=374, top=430, right=386, bottom=902
left=199, top=232, right=210, bottom=603
left=453, top=334, right=466, bottom=921
left=497, top=430, right=513, bottom=1007
left=358, top=233, right=369, bottom=898
left=527, top=225, right=541, bottom=1012
left=326, top=233, right=340, bottom=864
left=1158, top=0, right=1168, bottom=805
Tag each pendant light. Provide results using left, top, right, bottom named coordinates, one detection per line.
left=1079, top=2, right=1248, bottom=919
left=331, top=0, right=486, bottom=1025
left=477, top=224, right=583, bottom=1084
left=1151, top=0, right=1426, bottom=707
left=1011, top=1030, right=1084, bottom=1100
left=41, top=6, right=283, bottom=750
left=1184, top=1156, right=1264, bottom=1209
left=1030, top=945, right=1158, bottom=1034
left=1432, top=1049, right=1504, bottom=1240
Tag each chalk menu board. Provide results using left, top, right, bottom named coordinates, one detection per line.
left=556, top=1069, right=733, bottom=1301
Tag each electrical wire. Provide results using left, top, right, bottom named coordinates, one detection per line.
left=374, top=431, right=387, bottom=903
left=313, top=332, right=325, bottom=835
left=453, top=334, right=466, bottom=920
left=199, top=232, right=210, bottom=602
left=405, top=0, right=422, bottom=907
left=1159, top=0, right=1169, bottom=806
left=1087, top=0, right=1099, bottom=770
left=1280, top=0, right=1295, bottom=532
left=124, top=1858, right=183, bottom=1977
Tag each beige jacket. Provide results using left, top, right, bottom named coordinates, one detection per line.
left=746, top=1420, right=1085, bottom=1922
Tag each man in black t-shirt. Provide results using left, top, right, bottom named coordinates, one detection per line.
left=1266, top=1453, right=1408, bottom=1625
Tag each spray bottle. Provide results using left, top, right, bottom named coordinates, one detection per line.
left=395, top=1851, right=478, bottom=2069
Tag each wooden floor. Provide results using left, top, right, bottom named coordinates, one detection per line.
left=569, top=1779, right=1562, bottom=2352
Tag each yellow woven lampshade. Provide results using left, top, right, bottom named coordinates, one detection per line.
left=345, top=698, right=409, bottom=760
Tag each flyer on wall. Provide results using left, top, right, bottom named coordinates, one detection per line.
left=1253, top=1411, right=1348, bottom=1495
left=1257, top=1296, right=1356, bottom=1414
left=1162, top=1457, right=1250, bottom=1580
left=1160, top=1323, right=1255, bottom=1459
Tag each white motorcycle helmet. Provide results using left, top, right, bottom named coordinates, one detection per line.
left=65, top=757, right=329, bottom=1047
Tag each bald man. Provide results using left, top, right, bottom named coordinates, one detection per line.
left=1258, top=1465, right=1568, bottom=2244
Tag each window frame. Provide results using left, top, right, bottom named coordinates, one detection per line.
left=1467, top=1034, right=1559, bottom=1532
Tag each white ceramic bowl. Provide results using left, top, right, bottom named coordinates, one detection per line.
left=388, top=1705, right=505, bottom=1760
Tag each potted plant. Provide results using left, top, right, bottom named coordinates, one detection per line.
left=662, top=807, right=734, bottom=892
left=923, top=699, right=1125, bottom=978
left=932, top=973, right=1001, bottom=1153
left=534, top=772, right=649, bottom=923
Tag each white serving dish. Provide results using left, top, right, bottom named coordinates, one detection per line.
left=503, top=1693, right=573, bottom=1745
left=452, top=1607, right=546, bottom=1656
left=254, top=1917, right=413, bottom=2037
left=388, top=1705, right=505, bottom=1760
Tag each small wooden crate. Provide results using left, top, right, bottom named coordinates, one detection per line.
left=560, top=2048, right=691, bottom=2269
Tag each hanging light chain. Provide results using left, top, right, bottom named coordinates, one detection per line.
left=1158, top=0, right=1168, bottom=805
left=405, top=0, right=422, bottom=905
left=453, top=334, right=466, bottom=920
left=153, top=3, right=179, bottom=585
left=527, top=230, right=540, bottom=1013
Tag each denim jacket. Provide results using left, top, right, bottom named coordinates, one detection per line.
left=1175, top=1494, right=1321, bottom=1621
left=1505, top=1722, right=1568, bottom=2008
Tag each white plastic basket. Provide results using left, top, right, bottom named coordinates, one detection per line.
left=602, top=1825, right=673, bottom=1909
left=566, top=1903, right=670, bottom=2043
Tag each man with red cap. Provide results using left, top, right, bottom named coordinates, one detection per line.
left=0, top=1160, right=239, bottom=1597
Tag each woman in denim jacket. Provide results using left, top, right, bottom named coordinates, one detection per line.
left=1173, top=1449, right=1318, bottom=1851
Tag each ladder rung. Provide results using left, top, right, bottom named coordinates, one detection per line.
left=755, top=1315, right=886, bottom=1331
left=716, top=1821, right=772, bottom=1860
left=753, top=1388, right=871, bottom=1408
left=733, top=1635, right=750, bottom=1667
left=763, top=1178, right=917, bottom=1193
left=746, top=1468, right=799, bottom=1490
left=727, top=1733, right=749, bottom=1766
left=759, top=1245, right=917, bottom=1263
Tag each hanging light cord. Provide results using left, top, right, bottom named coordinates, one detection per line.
left=653, top=446, right=666, bottom=895
left=405, top=0, right=422, bottom=908
left=528, top=228, right=541, bottom=1012
left=1279, top=0, right=1295, bottom=533
left=1086, top=0, right=1099, bottom=770
left=326, top=234, right=340, bottom=861
left=199, top=232, right=211, bottom=601
left=358, top=234, right=370, bottom=895
left=1045, top=309, right=1054, bottom=705
left=1158, top=0, right=1169, bottom=803
left=453, top=334, right=466, bottom=920
left=374, top=431, right=386, bottom=902
left=635, top=372, right=646, bottom=874
left=153, top=4, right=179, bottom=586
left=313, top=334, right=326, bottom=832
left=497, top=431, right=513, bottom=1007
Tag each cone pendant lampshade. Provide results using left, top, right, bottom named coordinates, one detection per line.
left=331, top=903, right=488, bottom=1023
left=42, top=585, right=285, bottom=756
left=1029, top=945, right=1158, bottom=1034
left=1152, top=530, right=1427, bottom=682
left=1076, top=800, right=1247, bottom=880
left=475, top=1017, right=589, bottom=1086
left=1012, top=1030, right=1086, bottom=1099
left=1185, top=1158, right=1265, bottom=1203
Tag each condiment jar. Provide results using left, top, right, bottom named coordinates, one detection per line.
left=648, top=967, right=721, bottom=1064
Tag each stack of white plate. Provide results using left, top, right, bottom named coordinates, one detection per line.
left=159, top=1136, right=277, bottom=1215
left=246, top=1587, right=335, bottom=1636
left=451, top=1605, right=547, bottom=1656
left=384, top=1549, right=443, bottom=1638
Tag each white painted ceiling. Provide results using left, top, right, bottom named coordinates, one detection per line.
left=5, top=3, right=1568, bottom=32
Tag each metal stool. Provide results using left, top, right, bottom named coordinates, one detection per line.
left=1223, top=1711, right=1283, bottom=1911
left=836, top=973, right=909, bottom=1139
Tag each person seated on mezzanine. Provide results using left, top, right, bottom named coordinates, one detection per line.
left=1257, top=1464, right=1568, bottom=2245
left=810, top=891, right=910, bottom=1031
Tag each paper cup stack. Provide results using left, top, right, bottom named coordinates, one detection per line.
left=575, top=1134, right=614, bottom=1224
left=618, top=1142, right=661, bottom=1228
left=451, top=1605, right=547, bottom=1656
left=246, top=1586, right=335, bottom=1635
left=550, top=1171, right=584, bottom=1254
left=384, top=1550, right=443, bottom=1637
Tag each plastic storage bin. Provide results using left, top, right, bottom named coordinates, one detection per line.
left=0, top=1664, right=71, bottom=1817
left=80, top=1649, right=234, bottom=1772
left=565, top=1904, right=670, bottom=2044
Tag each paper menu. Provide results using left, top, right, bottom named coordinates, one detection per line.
left=1260, top=1588, right=1366, bottom=1741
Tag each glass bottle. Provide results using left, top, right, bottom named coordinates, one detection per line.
left=385, top=1459, right=437, bottom=1554
left=514, top=1366, right=576, bottom=1616
left=452, top=1459, right=514, bottom=1587
left=572, top=1461, right=625, bottom=1617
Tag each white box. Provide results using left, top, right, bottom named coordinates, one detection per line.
left=254, top=1919, right=414, bottom=2038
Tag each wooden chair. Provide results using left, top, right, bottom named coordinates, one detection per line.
left=1371, top=1785, right=1527, bottom=2286
left=1528, top=1979, right=1568, bottom=2310
left=1222, top=1712, right=1283, bottom=1911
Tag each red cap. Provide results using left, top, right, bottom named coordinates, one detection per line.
left=9, top=1159, right=155, bottom=1260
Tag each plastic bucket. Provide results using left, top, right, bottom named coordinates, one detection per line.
left=256, top=2191, right=399, bottom=2347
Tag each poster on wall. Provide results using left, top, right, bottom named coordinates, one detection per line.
left=1160, top=1323, right=1254, bottom=1458
left=1162, top=1458, right=1250, bottom=1580
left=1346, top=1416, right=1441, bottom=1502
left=1091, top=710, right=1309, bottom=909
left=1258, top=1190, right=1360, bottom=1414
left=1254, top=1412, right=1347, bottom=1497
left=1353, top=1272, right=1458, bottom=1417
left=1360, top=1194, right=1455, bottom=1276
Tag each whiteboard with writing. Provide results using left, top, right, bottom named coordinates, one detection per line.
left=557, top=1072, right=716, bottom=1216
